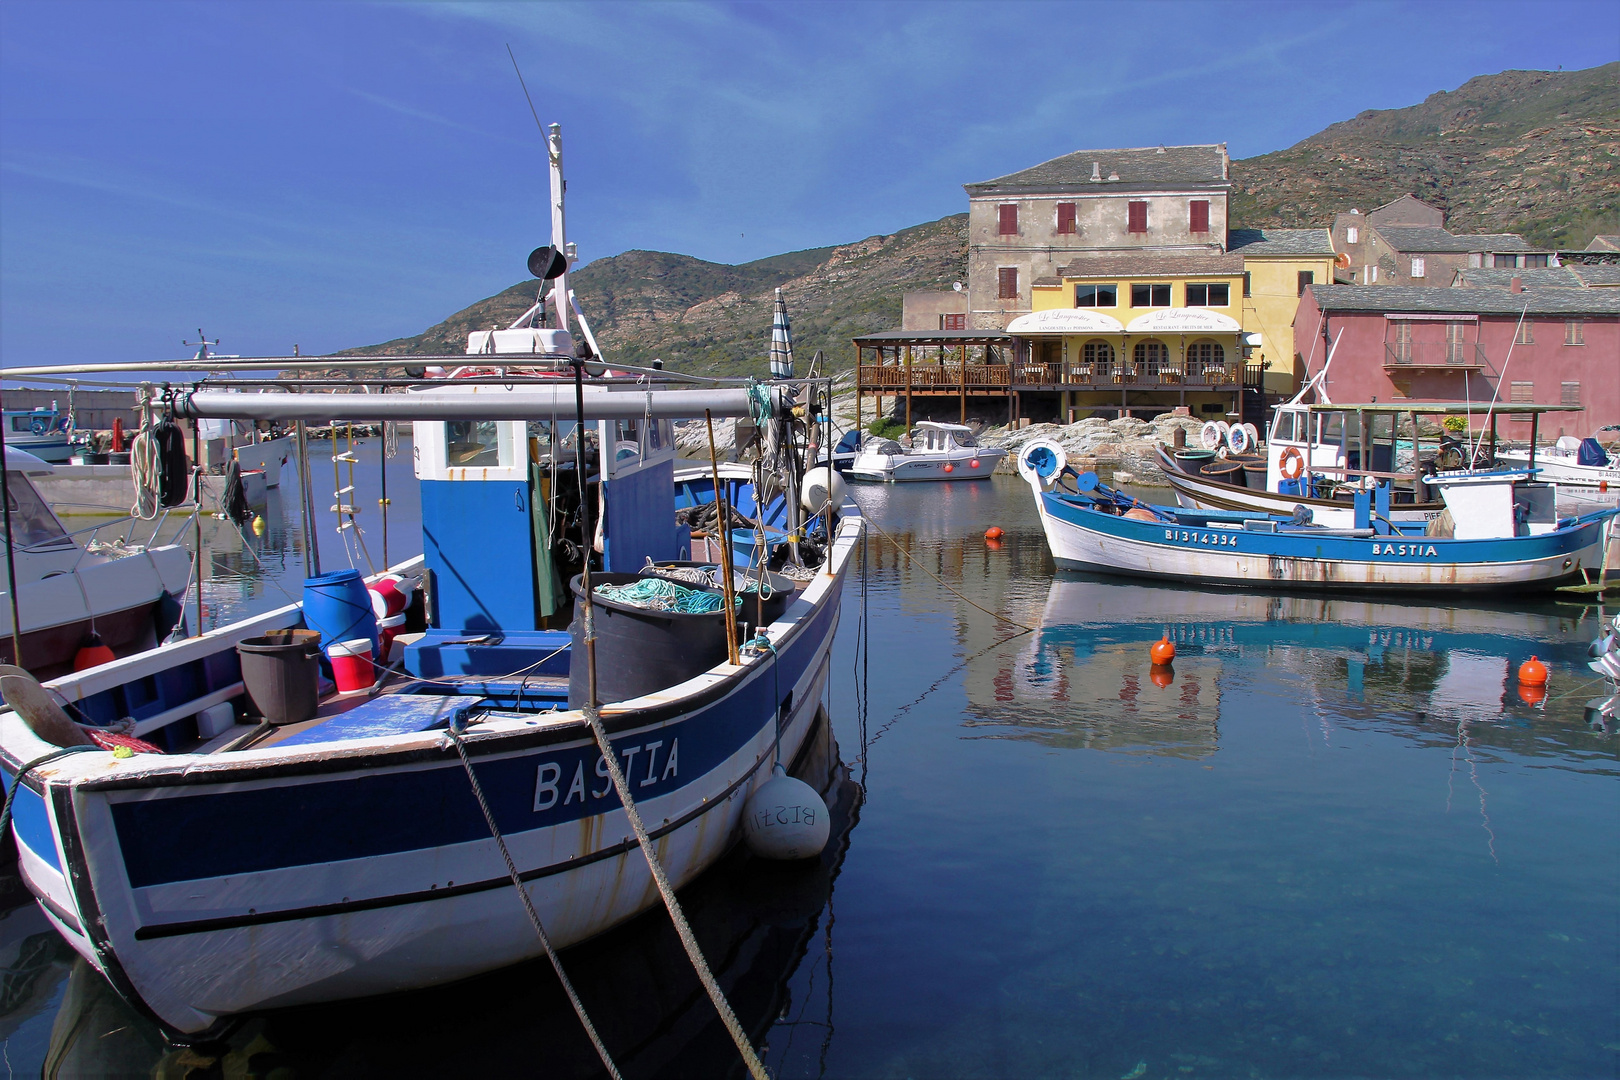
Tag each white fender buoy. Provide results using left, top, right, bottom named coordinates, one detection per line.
left=1227, top=424, right=1252, bottom=454
left=1242, top=422, right=1261, bottom=449
left=801, top=467, right=848, bottom=513
left=1199, top=421, right=1223, bottom=451
left=743, top=764, right=830, bottom=860
left=1017, top=439, right=1067, bottom=485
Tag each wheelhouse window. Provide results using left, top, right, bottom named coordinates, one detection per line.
left=445, top=421, right=510, bottom=467
left=1130, top=283, right=1171, bottom=307
left=997, top=267, right=1019, bottom=300
left=3, top=474, right=70, bottom=549
left=1056, top=203, right=1077, bottom=235
left=1127, top=201, right=1148, bottom=234
left=1185, top=282, right=1230, bottom=307
left=1074, top=284, right=1117, bottom=307
left=998, top=204, right=1019, bottom=235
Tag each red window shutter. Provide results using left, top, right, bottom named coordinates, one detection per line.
left=1057, top=203, right=1076, bottom=234
left=943, top=313, right=966, bottom=331
left=1127, top=201, right=1147, bottom=234
left=999, top=204, right=1018, bottom=235
left=1189, top=200, right=1209, bottom=234
left=998, top=267, right=1018, bottom=299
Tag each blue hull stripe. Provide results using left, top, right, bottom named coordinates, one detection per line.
left=110, top=594, right=832, bottom=890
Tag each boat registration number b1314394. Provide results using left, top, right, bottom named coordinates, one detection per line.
left=1165, top=529, right=1239, bottom=548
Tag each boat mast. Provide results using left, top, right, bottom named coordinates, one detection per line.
left=548, top=123, right=570, bottom=335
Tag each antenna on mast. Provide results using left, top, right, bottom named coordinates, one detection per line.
left=183, top=330, right=219, bottom=362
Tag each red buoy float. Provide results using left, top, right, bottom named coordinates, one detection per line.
left=1517, top=656, right=1548, bottom=686
left=73, top=632, right=116, bottom=672
left=1150, top=636, right=1176, bottom=665
left=943, top=463, right=954, bottom=473
left=970, top=458, right=981, bottom=469
left=985, top=526, right=1004, bottom=541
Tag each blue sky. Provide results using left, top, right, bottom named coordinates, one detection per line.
left=1, top=0, right=1615, bottom=368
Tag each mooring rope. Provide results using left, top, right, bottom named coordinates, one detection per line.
left=445, top=723, right=625, bottom=1080
left=581, top=702, right=772, bottom=1080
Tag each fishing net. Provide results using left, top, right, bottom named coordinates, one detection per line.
left=594, top=578, right=734, bottom=614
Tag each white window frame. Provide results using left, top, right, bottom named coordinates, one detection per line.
left=1346, top=226, right=1359, bottom=244
left=1410, top=257, right=1425, bottom=278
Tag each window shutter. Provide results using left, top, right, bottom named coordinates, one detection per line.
left=1410, top=257, right=1425, bottom=278
left=999, top=204, right=1018, bottom=235
left=1561, top=381, right=1581, bottom=406
left=998, top=267, right=1018, bottom=300
left=1189, top=200, right=1209, bottom=234
left=1127, top=201, right=1147, bottom=234
left=1057, top=203, right=1076, bottom=234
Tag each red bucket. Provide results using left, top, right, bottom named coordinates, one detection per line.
left=368, top=576, right=409, bottom=620
left=329, top=638, right=374, bottom=693
left=379, top=613, right=407, bottom=661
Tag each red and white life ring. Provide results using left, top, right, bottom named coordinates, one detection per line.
left=1279, top=446, right=1306, bottom=481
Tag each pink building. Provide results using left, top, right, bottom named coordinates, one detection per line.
left=1294, top=284, right=1620, bottom=439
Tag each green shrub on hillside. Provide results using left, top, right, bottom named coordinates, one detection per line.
left=867, top=418, right=907, bottom=440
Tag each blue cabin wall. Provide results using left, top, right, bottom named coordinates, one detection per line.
left=604, top=459, right=676, bottom=572
left=421, top=479, right=538, bottom=632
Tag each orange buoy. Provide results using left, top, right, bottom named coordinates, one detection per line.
left=1517, top=683, right=1547, bottom=706
left=985, top=526, right=1004, bottom=541
left=970, top=458, right=981, bottom=469
left=1149, top=665, right=1174, bottom=688
left=985, top=538, right=1003, bottom=551
left=1517, top=656, right=1548, bottom=686
left=1600, top=480, right=1609, bottom=493
left=73, top=632, right=116, bottom=672
left=943, top=463, right=955, bottom=473
left=1150, top=637, right=1176, bottom=665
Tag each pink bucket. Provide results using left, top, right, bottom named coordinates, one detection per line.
left=329, top=638, right=374, bottom=693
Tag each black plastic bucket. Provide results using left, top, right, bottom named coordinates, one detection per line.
left=237, top=630, right=323, bottom=724
left=568, top=573, right=732, bottom=708
left=1201, top=459, right=1247, bottom=488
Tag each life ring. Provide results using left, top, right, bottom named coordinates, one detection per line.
left=1279, top=446, right=1305, bottom=480
left=1199, top=421, right=1223, bottom=451
left=1227, top=424, right=1252, bottom=455
left=56, top=416, right=72, bottom=433
left=28, top=417, right=48, bottom=436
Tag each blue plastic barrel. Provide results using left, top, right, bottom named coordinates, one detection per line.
left=302, top=570, right=379, bottom=660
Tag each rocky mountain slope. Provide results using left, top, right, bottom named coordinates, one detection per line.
left=345, top=64, right=1615, bottom=377
left=1229, top=63, right=1618, bottom=248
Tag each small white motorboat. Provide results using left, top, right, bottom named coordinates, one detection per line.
left=846, top=421, right=1005, bottom=483
left=1497, top=432, right=1620, bottom=490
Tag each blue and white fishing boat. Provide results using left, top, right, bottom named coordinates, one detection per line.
left=0, top=125, right=861, bottom=1041
left=3, top=403, right=78, bottom=463
left=1019, top=440, right=1616, bottom=593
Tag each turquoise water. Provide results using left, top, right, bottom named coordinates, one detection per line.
left=1, top=471, right=1615, bottom=1077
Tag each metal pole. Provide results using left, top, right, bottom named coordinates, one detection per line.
left=0, top=403, right=26, bottom=668
left=572, top=358, right=599, bottom=705
left=295, top=420, right=319, bottom=578
left=191, top=416, right=204, bottom=636
left=379, top=426, right=390, bottom=569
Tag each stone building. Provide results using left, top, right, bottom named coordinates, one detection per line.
left=961, top=144, right=1232, bottom=329
left=1331, top=195, right=1539, bottom=287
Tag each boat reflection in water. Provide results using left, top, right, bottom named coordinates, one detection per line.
left=0, top=715, right=860, bottom=1078
left=963, top=573, right=1606, bottom=759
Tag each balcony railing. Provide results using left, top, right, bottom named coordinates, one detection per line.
left=857, top=361, right=1263, bottom=391
left=1384, top=342, right=1487, bottom=369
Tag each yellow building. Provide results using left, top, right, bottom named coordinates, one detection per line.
left=1228, top=228, right=1338, bottom=394
left=1024, top=253, right=1250, bottom=420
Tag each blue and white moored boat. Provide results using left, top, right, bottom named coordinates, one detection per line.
left=1019, top=439, right=1616, bottom=593
left=0, top=125, right=861, bottom=1040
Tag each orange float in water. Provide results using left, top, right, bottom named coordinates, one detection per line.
left=984, top=526, right=1004, bottom=541
left=73, top=632, right=116, bottom=672
left=1150, top=637, right=1176, bottom=665
left=1518, top=656, right=1548, bottom=686
left=1149, top=665, right=1174, bottom=688
left=1518, top=683, right=1547, bottom=706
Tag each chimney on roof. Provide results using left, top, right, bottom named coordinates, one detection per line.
left=1510, top=276, right=1524, bottom=293
left=1107, top=172, right=1119, bottom=182
left=1091, top=161, right=1101, bottom=182
left=1156, top=145, right=1166, bottom=153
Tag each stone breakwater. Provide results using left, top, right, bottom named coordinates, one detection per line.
left=977, top=413, right=1209, bottom=485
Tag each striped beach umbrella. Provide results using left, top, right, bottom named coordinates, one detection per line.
left=769, top=288, right=794, bottom=380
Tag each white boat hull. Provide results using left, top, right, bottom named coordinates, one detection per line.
left=846, top=447, right=1005, bottom=483
left=1497, top=450, right=1620, bottom=489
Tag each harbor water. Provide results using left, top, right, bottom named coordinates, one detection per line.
left=2, top=456, right=1615, bottom=1077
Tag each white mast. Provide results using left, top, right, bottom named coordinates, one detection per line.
left=548, top=122, right=570, bottom=334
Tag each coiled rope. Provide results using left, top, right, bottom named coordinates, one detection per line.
left=130, top=388, right=161, bottom=520
left=594, top=577, right=731, bottom=614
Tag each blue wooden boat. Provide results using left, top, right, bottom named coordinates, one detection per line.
left=0, top=127, right=859, bottom=1039
left=1019, top=440, right=1616, bottom=593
